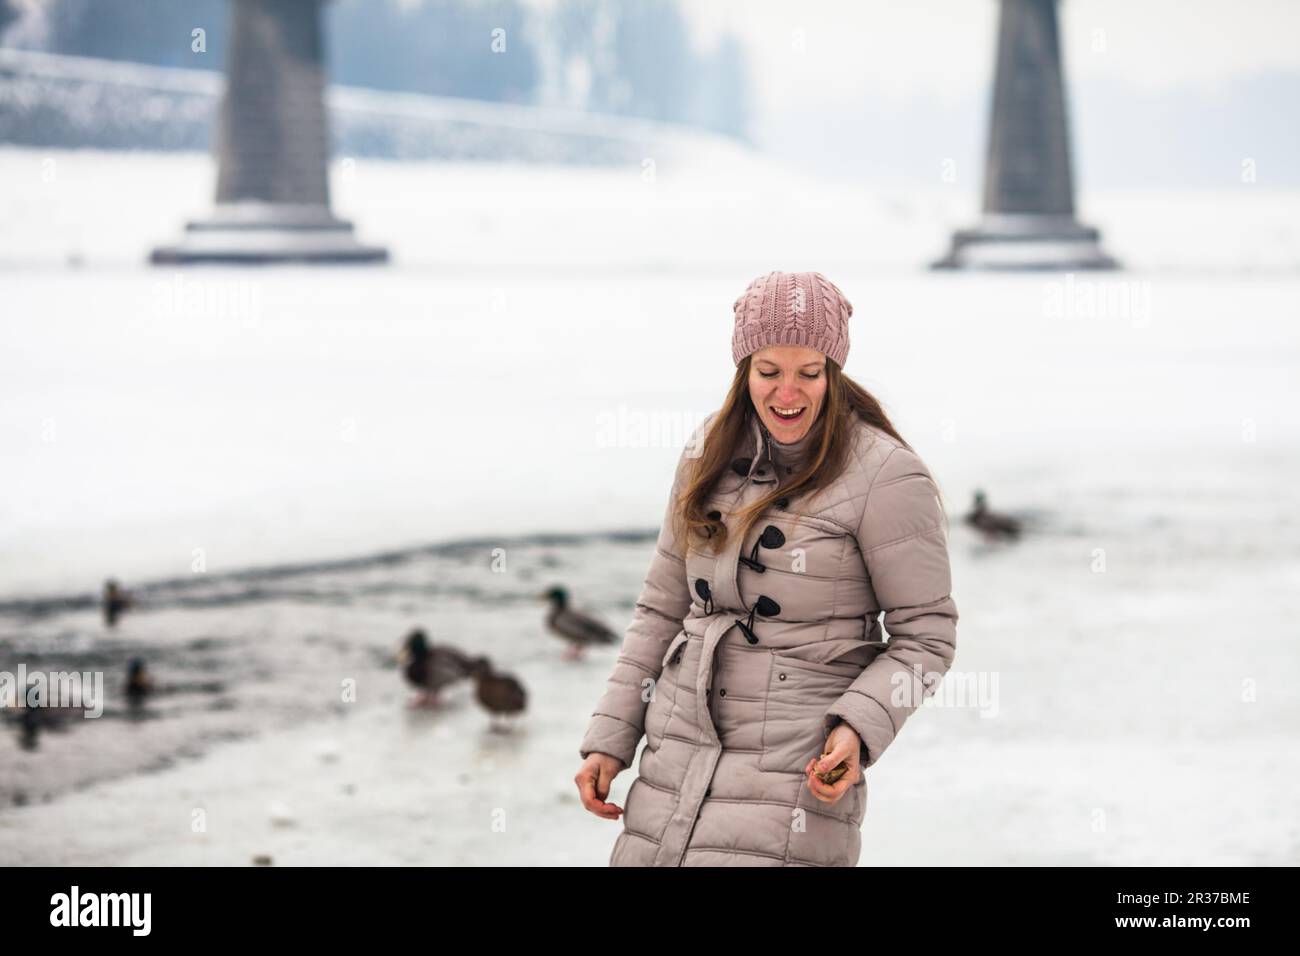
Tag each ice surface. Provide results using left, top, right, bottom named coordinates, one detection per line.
left=0, top=147, right=1297, bottom=864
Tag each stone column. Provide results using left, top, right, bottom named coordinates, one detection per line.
left=932, top=0, right=1116, bottom=270
left=152, top=0, right=386, bottom=264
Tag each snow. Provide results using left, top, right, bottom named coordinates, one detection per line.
left=1, top=146, right=1298, bottom=865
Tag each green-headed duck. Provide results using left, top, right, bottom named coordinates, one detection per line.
left=398, top=628, right=477, bottom=707
left=965, top=489, right=1022, bottom=541
left=539, top=586, right=616, bottom=660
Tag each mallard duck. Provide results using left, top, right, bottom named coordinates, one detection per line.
left=103, top=578, right=133, bottom=627
left=397, top=628, right=478, bottom=707
left=8, top=680, right=85, bottom=749
left=467, top=658, right=527, bottom=732
left=125, top=658, right=154, bottom=707
left=18, top=698, right=41, bottom=750
left=965, top=489, right=1022, bottom=541
left=539, top=586, right=616, bottom=660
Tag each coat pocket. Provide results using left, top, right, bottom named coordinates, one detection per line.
left=645, top=632, right=690, bottom=748
left=660, top=631, right=690, bottom=670
left=851, top=772, right=868, bottom=824
left=772, top=637, right=886, bottom=672
left=758, top=652, right=860, bottom=775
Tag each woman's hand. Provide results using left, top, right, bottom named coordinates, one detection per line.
left=804, top=722, right=864, bottom=804
left=575, top=753, right=627, bottom=820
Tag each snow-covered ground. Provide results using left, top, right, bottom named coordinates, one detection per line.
left=1, top=146, right=1298, bottom=864
left=3, top=148, right=1298, bottom=597
left=5, top=677, right=1295, bottom=866
left=3, top=499, right=1297, bottom=865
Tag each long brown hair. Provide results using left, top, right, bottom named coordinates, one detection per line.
left=672, top=356, right=929, bottom=556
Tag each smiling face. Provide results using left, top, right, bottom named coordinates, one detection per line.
left=747, top=345, right=828, bottom=442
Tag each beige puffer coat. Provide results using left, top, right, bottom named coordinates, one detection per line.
left=579, top=408, right=958, bottom=866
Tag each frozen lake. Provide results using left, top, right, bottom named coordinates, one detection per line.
left=1, top=147, right=1298, bottom=864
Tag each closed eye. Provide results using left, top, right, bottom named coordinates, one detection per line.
left=759, top=370, right=822, bottom=379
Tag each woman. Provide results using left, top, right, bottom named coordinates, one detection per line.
left=575, top=270, right=959, bottom=866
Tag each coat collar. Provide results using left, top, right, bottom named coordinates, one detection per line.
left=730, top=413, right=776, bottom=485
left=738, top=412, right=818, bottom=485
left=748, top=412, right=767, bottom=462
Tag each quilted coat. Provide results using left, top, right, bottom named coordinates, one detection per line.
left=578, top=407, right=958, bottom=866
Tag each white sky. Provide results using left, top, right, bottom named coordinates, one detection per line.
left=684, top=0, right=1300, bottom=111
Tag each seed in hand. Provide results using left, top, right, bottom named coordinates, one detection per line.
left=812, top=753, right=848, bottom=785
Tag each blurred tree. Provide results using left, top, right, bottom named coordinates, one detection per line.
left=0, top=0, right=21, bottom=38
left=30, top=0, right=748, bottom=139
left=591, top=0, right=692, bottom=121
left=550, top=0, right=750, bottom=141
left=38, top=0, right=538, bottom=102
left=545, top=0, right=605, bottom=110
left=689, top=32, right=752, bottom=144
left=45, top=0, right=228, bottom=68
left=327, top=0, right=538, bottom=103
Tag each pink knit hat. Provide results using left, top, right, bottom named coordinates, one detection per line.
left=731, top=271, right=852, bottom=367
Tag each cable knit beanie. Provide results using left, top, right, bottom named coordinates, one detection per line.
left=731, top=271, right=852, bottom=367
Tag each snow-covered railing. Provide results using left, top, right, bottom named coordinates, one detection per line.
left=0, top=46, right=731, bottom=164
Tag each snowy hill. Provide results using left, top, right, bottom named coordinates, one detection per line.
left=0, top=47, right=747, bottom=165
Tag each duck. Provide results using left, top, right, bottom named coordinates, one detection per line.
left=539, top=586, right=616, bottom=660
left=397, top=628, right=480, bottom=708
left=467, top=658, right=527, bottom=732
left=7, top=680, right=84, bottom=749
left=965, top=489, right=1023, bottom=541
left=17, top=697, right=41, bottom=750
left=103, top=578, right=133, bottom=627
left=125, top=658, right=154, bottom=707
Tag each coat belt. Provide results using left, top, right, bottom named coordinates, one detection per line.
left=652, top=612, right=736, bottom=866
left=651, top=417, right=772, bottom=865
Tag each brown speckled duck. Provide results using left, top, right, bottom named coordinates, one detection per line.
left=539, top=586, right=616, bottom=660
left=398, top=628, right=481, bottom=708
left=467, top=658, right=527, bottom=732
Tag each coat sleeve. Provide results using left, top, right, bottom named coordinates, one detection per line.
left=577, top=415, right=712, bottom=768
left=822, top=443, right=958, bottom=770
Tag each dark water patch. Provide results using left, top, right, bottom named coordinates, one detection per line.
left=0, top=527, right=657, bottom=621
left=0, top=531, right=662, bottom=808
